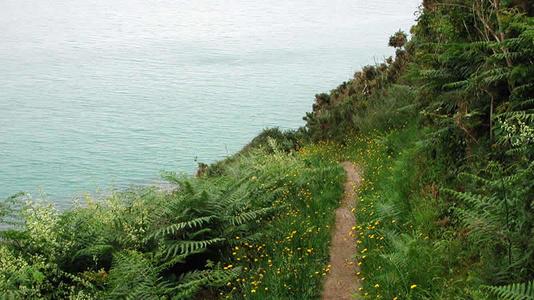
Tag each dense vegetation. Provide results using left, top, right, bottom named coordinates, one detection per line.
left=1, top=0, right=533, bottom=299
left=0, top=142, right=346, bottom=299
left=301, top=0, right=534, bottom=298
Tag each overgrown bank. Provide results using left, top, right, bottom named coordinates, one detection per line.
left=1, top=143, right=347, bottom=299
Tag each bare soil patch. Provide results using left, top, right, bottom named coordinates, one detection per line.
left=322, top=162, right=361, bottom=300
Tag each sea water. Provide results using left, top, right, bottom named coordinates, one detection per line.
left=0, top=0, right=420, bottom=204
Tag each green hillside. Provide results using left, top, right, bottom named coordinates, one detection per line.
left=1, top=1, right=533, bottom=299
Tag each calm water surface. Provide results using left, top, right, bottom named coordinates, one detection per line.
left=0, top=0, right=420, bottom=204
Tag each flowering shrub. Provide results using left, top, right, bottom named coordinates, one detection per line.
left=499, top=118, right=534, bottom=147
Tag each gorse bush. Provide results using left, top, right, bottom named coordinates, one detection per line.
left=302, top=32, right=412, bottom=142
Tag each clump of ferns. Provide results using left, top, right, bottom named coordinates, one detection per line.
left=442, top=160, right=534, bottom=283
left=136, top=174, right=284, bottom=293
left=480, top=279, right=534, bottom=300
left=101, top=249, right=240, bottom=300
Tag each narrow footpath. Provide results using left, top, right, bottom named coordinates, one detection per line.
left=322, top=162, right=361, bottom=300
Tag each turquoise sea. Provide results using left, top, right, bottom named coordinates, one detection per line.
left=0, top=0, right=420, bottom=204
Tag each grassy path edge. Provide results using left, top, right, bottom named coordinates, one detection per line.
left=322, top=162, right=361, bottom=300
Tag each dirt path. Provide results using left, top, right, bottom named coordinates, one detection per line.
left=322, top=162, right=361, bottom=300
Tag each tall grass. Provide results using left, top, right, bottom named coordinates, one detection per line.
left=223, top=147, right=344, bottom=299
left=345, top=126, right=462, bottom=299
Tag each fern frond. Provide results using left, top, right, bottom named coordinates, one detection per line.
left=0, top=290, right=24, bottom=300
left=482, top=280, right=534, bottom=300
left=511, top=83, right=534, bottom=99
left=106, top=250, right=171, bottom=300
left=74, top=244, right=113, bottom=259
left=145, top=216, right=216, bottom=241
left=156, top=250, right=203, bottom=271
left=163, top=238, right=225, bottom=259
left=226, top=206, right=278, bottom=226
left=497, top=111, right=534, bottom=122
left=511, top=99, right=534, bottom=110
left=172, top=268, right=240, bottom=300
left=441, top=188, right=494, bottom=208
left=58, top=270, right=95, bottom=290
left=458, top=172, right=493, bottom=186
